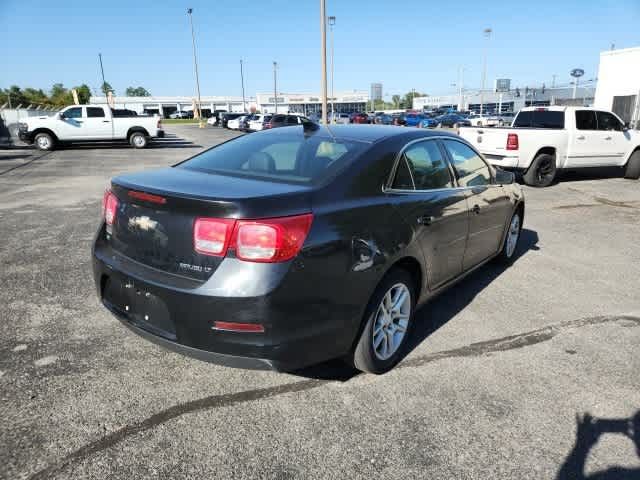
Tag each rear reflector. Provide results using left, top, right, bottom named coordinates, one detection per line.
left=194, top=218, right=236, bottom=256
left=213, top=321, right=265, bottom=333
left=128, top=190, right=167, bottom=204
left=506, top=133, right=519, bottom=151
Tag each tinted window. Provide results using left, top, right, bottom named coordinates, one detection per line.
left=286, top=115, right=299, bottom=124
left=575, top=110, right=596, bottom=130
left=513, top=110, right=565, bottom=129
left=392, top=158, right=414, bottom=189
left=179, top=132, right=368, bottom=185
left=596, top=111, right=623, bottom=131
left=263, top=115, right=273, bottom=122
left=64, top=107, right=82, bottom=119
left=402, top=141, right=452, bottom=190
left=441, top=139, right=491, bottom=187
left=87, top=107, right=105, bottom=118
left=272, top=115, right=286, bottom=123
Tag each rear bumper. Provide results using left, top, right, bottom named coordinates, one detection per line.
left=92, top=234, right=357, bottom=371
left=483, top=153, right=521, bottom=170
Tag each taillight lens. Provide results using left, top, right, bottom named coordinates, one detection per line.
left=102, top=189, right=119, bottom=235
left=263, top=122, right=272, bottom=129
left=506, top=133, right=519, bottom=150
left=193, top=214, right=313, bottom=262
left=194, top=218, right=235, bottom=256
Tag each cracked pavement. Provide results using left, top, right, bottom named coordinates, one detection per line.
left=1, top=126, right=639, bottom=479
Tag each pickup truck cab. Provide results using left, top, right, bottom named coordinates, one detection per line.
left=18, top=105, right=164, bottom=151
left=458, top=106, right=640, bottom=186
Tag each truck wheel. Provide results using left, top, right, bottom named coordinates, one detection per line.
left=34, top=132, right=54, bottom=151
left=523, top=153, right=556, bottom=187
left=350, top=268, right=416, bottom=374
left=624, top=150, right=640, bottom=179
left=129, top=132, right=148, bottom=149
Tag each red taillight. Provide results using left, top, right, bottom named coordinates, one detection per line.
left=263, top=122, right=272, bottom=129
left=213, top=321, right=265, bottom=333
left=128, top=190, right=167, bottom=204
left=193, top=213, right=313, bottom=262
left=506, top=133, right=519, bottom=150
left=102, top=189, right=119, bottom=234
left=194, top=218, right=236, bottom=256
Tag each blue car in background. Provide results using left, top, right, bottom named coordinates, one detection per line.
left=404, top=113, right=425, bottom=127
left=418, top=116, right=440, bottom=128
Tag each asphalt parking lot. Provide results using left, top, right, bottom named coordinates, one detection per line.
left=1, top=124, right=639, bottom=479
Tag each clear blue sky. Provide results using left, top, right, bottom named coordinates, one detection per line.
left=1, top=0, right=638, bottom=98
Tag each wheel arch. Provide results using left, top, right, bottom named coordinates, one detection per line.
left=32, top=128, right=58, bottom=142
left=127, top=126, right=150, bottom=139
left=625, top=146, right=640, bottom=165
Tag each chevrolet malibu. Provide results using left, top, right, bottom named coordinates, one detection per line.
left=93, top=124, right=524, bottom=374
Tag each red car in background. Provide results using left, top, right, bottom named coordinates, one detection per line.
left=351, top=112, right=370, bottom=124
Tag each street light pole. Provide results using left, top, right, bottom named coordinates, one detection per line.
left=480, top=27, right=492, bottom=116
left=273, top=61, right=278, bottom=114
left=320, top=0, right=328, bottom=125
left=98, top=53, right=107, bottom=96
left=328, top=16, right=336, bottom=122
left=187, top=8, right=203, bottom=127
left=240, top=59, right=246, bottom=113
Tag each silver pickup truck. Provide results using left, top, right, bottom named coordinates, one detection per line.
left=18, top=104, right=164, bottom=150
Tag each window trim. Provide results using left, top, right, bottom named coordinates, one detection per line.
left=595, top=110, right=624, bottom=132
left=438, top=137, right=496, bottom=186
left=385, top=136, right=458, bottom=193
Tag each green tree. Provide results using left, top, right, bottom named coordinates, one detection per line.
left=101, top=81, right=114, bottom=96
left=401, top=91, right=427, bottom=110
left=74, top=84, right=92, bottom=104
left=125, top=86, right=151, bottom=97
left=1, top=86, right=27, bottom=107
left=391, top=95, right=401, bottom=109
left=50, top=83, right=73, bottom=106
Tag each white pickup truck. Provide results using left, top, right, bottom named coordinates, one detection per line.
left=18, top=105, right=164, bottom=151
left=458, top=106, right=640, bottom=187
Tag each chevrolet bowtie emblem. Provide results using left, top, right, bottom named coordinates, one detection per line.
left=128, top=215, right=158, bottom=231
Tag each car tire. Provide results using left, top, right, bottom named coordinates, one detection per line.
left=624, top=150, right=640, bottom=179
left=453, top=122, right=459, bottom=129
left=477, top=121, right=482, bottom=126
left=129, top=132, right=148, bottom=149
left=34, top=132, right=55, bottom=151
left=351, top=268, right=416, bottom=374
left=437, top=123, right=442, bottom=128
left=523, top=153, right=556, bottom=187
left=495, top=208, right=522, bottom=264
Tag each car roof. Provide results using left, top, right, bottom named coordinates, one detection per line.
left=260, top=124, right=461, bottom=143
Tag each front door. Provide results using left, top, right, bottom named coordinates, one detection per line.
left=440, top=138, right=512, bottom=270
left=80, top=107, right=113, bottom=140
left=388, top=139, right=469, bottom=288
left=595, top=111, right=629, bottom=166
left=56, top=106, right=85, bottom=140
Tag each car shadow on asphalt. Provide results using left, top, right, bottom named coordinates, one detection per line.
left=293, top=228, right=540, bottom=383
left=55, top=135, right=201, bottom=150
left=556, top=411, right=640, bottom=479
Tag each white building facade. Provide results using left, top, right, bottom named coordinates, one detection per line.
left=90, top=95, right=257, bottom=117
left=594, top=46, right=640, bottom=128
left=255, top=91, right=369, bottom=115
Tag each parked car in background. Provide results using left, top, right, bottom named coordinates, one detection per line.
left=351, top=112, right=370, bottom=124
left=485, top=112, right=516, bottom=127
left=404, top=113, right=426, bottom=127
left=93, top=124, right=524, bottom=374
left=376, top=114, right=393, bottom=125
left=330, top=112, right=351, bottom=124
left=262, top=114, right=310, bottom=129
left=458, top=106, right=640, bottom=187
left=227, top=115, right=248, bottom=130
left=436, top=113, right=472, bottom=128
left=392, top=113, right=406, bottom=126
left=220, top=113, right=244, bottom=129
left=248, top=114, right=273, bottom=131
left=169, top=111, right=191, bottom=119
left=239, top=114, right=256, bottom=132
left=18, top=105, right=164, bottom=150
left=417, top=114, right=439, bottom=129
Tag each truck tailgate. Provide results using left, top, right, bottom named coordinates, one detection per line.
left=458, top=127, right=512, bottom=156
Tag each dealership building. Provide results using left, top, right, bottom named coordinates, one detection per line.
left=594, top=46, right=640, bottom=127
left=255, top=91, right=369, bottom=115
left=89, top=95, right=257, bottom=117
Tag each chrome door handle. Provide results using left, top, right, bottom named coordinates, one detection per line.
left=605, top=136, right=612, bottom=140
left=102, top=120, right=111, bottom=123
left=576, top=136, right=585, bottom=140
left=417, top=215, right=434, bottom=225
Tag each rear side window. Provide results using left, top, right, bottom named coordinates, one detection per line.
left=575, top=110, right=597, bottom=130
left=178, top=132, right=368, bottom=185
left=513, top=110, right=565, bottom=129
left=273, top=115, right=286, bottom=123
left=87, top=107, right=105, bottom=118
left=441, top=139, right=491, bottom=187
left=596, top=111, right=623, bottom=131
left=399, top=140, right=452, bottom=190
left=263, top=115, right=273, bottom=122
left=286, top=115, right=299, bottom=124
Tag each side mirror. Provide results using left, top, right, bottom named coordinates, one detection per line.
left=58, top=112, right=65, bottom=120
left=624, top=122, right=630, bottom=131
left=494, top=168, right=515, bottom=185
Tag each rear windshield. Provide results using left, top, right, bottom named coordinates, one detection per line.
left=177, top=131, right=369, bottom=185
left=513, top=110, right=565, bottom=129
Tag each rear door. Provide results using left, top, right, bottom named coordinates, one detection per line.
left=81, top=106, right=113, bottom=139
left=596, top=111, right=629, bottom=166
left=388, top=138, right=468, bottom=288
left=568, top=110, right=605, bottom=166
left=440, top=138, right=512, bottom=270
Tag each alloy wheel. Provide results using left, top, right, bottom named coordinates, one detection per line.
left=372, top=283, right=411, bottom=360
left=506, top=214, right=520, bottom=258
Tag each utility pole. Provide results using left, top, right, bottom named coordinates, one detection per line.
left=480, top=27, right=492, bottom=116
left=458, top=66, right=465, bottom=111
left=551, top=74, right=557, bottom=89
left=320, top=0, right=328, bottom=125
left=328, top=16, right=336, bottom=122
left=98, top=53, right=106, bottom=95
left=273, top=61, right=278, bottom=114
left=240, top=59, right=246, bottom=113
left=187, top=8, right=204, bottom=127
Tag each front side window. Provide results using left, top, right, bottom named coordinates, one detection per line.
left=64, top=107, right=82, bottom=119
left=87, top=107, right=105, bottom=118
left=596, top=111, right=623, bottom=131
left=441, top=139, right=491, bottom=187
